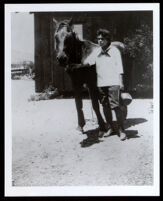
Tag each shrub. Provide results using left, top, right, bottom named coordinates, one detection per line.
left=28, top=85, right=60, bottom=101
left=124, top=24, right=153, bottom=93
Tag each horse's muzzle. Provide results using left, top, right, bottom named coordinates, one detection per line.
left=57, top=55, right=68, bottom=66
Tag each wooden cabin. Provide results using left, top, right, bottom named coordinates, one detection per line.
left=33, top=11, right=153, bottom=97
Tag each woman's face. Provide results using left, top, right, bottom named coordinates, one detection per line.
left=97, top=34, right=110, bottom=49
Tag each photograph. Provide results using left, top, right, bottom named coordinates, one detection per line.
left=5, top=3, right=160, bottom=196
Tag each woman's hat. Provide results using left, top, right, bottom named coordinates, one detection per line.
left=121, top=92, right=132, bottom=105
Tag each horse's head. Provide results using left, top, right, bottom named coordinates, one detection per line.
left=53, top=18, right=75, bottom=66
left=53, top=18, right=83, bottom=66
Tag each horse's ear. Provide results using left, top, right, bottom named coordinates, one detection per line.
left=53, top=18, right=58, bottom=25
left=68, top=18, right=73, bottom=26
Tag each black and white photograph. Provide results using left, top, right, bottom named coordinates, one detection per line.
left=5, top=3, right=160, bottom=196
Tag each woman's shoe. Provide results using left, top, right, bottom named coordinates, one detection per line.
left=103, top=128, right=114, bottom=137
left=119, top=131, right=127, bottom=141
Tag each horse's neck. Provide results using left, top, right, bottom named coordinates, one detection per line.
left=68, top=38, right=83, bottom=64
left=81, top=40, right=99, bottom=64
left=67, top=37, right=99, bottom=65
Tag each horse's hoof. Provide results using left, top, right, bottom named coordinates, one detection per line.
left=119, top=131, right=127, bottom=141
left=103, top=128, right=114, bottom=137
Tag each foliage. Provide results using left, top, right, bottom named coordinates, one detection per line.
left=28, top=85, right=60, bottom=101
left=123, top=24, right=153, bottom=90
left=124, top=24, right=153, bottom=60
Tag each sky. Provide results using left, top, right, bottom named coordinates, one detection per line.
left=11, top=12, right=34, bottom=64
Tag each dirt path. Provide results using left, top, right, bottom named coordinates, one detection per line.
left=12, top=80, right=153, bottom=186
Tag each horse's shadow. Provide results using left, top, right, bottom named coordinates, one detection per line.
left=80, top=118, right=147, bottom=147
left=80, top=128, right=103, bottom=148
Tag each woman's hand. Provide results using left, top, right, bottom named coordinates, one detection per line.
left=66, top=63, right=90, bottom=71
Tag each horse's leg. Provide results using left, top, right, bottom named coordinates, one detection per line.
left=88, top=86, right=106, bottom=131
left=69, top=71, right=85, bottom=131
left=73, top=86, right=85, bottom=129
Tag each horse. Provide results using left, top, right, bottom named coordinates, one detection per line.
left=53, top=18, right=107, bottom=133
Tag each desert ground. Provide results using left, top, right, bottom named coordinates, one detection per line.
left=12, top=79, right=153, bottom=186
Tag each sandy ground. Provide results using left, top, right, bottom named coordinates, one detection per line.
left=12, top=80, right=153, bottom=186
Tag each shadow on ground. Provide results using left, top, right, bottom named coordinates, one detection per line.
left=124, top=118, right=147, bottom=139
left=124, top=118, right=147, bottom=129
left=80, top=128, right=103, bottom=148
left=80, top=118, right=147, bottom=147
left=125, top=130, right=139, bottom=139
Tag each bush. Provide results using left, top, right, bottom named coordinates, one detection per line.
left=28, top=85, right=60, bottom=101
left=124, top=24, right=152, bottom=59
left=124, top=24, right=153, bottom=92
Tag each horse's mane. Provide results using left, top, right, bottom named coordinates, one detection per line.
left=83, top=40, right=99, bottom=50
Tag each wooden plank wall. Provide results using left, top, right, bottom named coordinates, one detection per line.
left=34, top=13, right=52, bottom=92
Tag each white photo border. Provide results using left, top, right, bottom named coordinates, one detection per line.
left=5, top=3, right=160, bottom=197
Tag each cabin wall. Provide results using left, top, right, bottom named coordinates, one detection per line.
left=34, top=14, right=52, bottom=92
